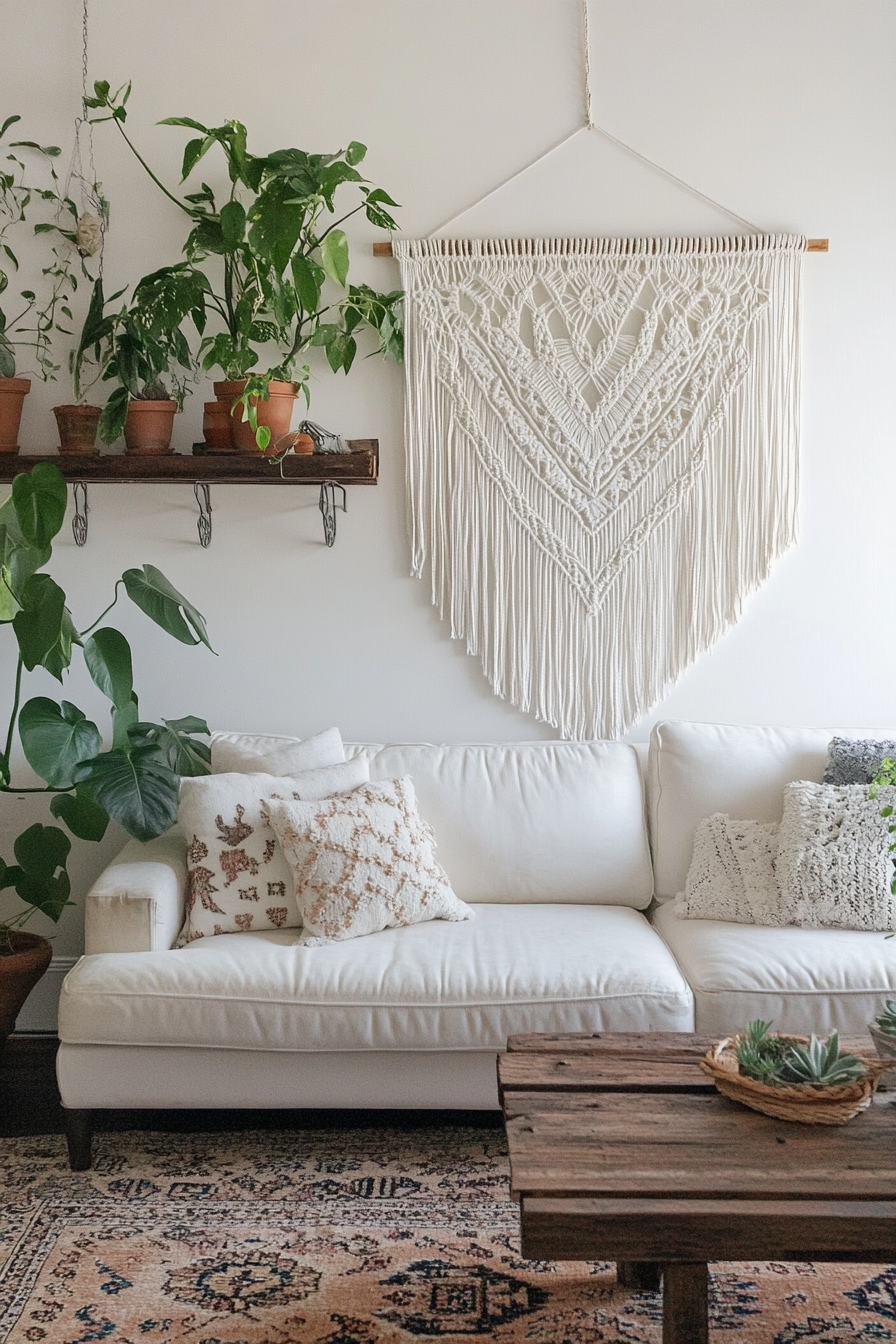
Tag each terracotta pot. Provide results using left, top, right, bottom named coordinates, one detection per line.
left=216, top=378, right=299, bottom=456
left=0, top=376, right=31, bottom=454
left=293, top=433, right=314, bottom=455
left=0, top=931, right=52, bottom=1046
left=123, top=399, right=177, bottom=455
left=202, top=401, right=234, bottom=453
left=53, top=404, right=101, bottom=456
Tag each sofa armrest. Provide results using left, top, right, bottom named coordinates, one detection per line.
left=84, top=832, right=188, bottom=954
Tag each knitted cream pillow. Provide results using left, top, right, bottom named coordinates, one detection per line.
left=176, top=757, right=369, bottom=946
left=263, top=776, right=473, bottom=946
left=775, top=780, right=896, bottom=931
left=674, top=813, right=781, bottom=925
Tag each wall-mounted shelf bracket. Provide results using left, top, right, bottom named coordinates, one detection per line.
left=194, top=481, right=212, bottom=548
left=71, top=481, right=89, bottom=547
left=319, top=480, right=347, bottom=548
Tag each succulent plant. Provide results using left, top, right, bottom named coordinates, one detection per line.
left=874, top=1000, right=896, bottom=1037
left=774, top=1032, right=868, bottom=1088
left=736, top=1021, right=868, bottom=1089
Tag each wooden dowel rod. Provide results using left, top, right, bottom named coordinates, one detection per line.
left=374, top=238, right=828, bottom=257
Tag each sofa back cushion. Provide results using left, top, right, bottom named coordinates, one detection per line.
left=335, top=741, right=653, bottom=907
left=648, top=720, right=896, bottom=902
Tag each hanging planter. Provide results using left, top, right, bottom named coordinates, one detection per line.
left=0, top=377, right=30, bottom=454
left=53, top=404, right=101, bottom=455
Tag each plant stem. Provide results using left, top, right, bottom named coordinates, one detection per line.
left=111, top=119, right=196, bottom=221
left=80, top=580, right=123, bottom=638
left=3, top=656, right=23, bottom=771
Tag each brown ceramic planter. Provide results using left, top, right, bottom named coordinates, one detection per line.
left=53, top=404, right=101, bottom=455
left=202, top=400, right=234, bottom=453
left=293, top=433, right=314, bottom=455
left=0, top=931, right=52, bottom=1046
left=0, top=377, right=31, bottom=454
left=216, top=378, right=299, bottom=456
left=123, top=399, right=177, bottom=455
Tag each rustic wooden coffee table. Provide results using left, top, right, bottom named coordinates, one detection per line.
left=499, top=1031, right=896, bottom=1344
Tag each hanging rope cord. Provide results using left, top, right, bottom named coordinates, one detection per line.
left=61, top=0, right=105, bottom=270
left=428, top=0, right=762, bottom=239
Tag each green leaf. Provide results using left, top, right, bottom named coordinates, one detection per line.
left=112, top=696, right=140, bottom=751
left=74, top=745, right=180, bottom=842
left=12, top=462, right=67, bottom=549
left=83, top=627, right=134, bottom=708
left=0, top=114, right=21, bottom=140
left=13, top=574, right=78, bottom=679
left=247, top=177, right=306, bottom=275
left=290, top=253, right=324, bottom=317
left=220, top=199, right=246, bottom=248
left=129, top=716, right=211, bottom=777
left=98, top=386, right=130, bottom=445
left=319, top=229, right=350, bottom=288
left=50, top=786, right=109, bottom=842
left=122, top=564, right=214, bottom=650
left=345, top=141, right=367, bottom=166
left=180, top=134, right=214, bottom=182
left=158, top=115, right=212, bottom=133
left=12, top=823, right=71, bottom=921
left=19, top=697, right=102, bottom=788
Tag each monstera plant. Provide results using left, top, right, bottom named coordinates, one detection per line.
left=0, top=462, right=212, bottom=1035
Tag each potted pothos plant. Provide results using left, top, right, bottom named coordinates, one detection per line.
left=0, top=461, right=212, bottom=1042
left=74, top=265, right=205, bottom=453
left=1, top=114, right=98, bottom=452
left=85, top=80, right=403, bottom=455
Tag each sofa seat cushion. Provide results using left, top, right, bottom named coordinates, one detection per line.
left=653, top=900, right=896, bottom=1037
left=59, top=904, right=693, bottom=1052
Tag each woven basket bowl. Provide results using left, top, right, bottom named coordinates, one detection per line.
left=700, top=1035, right=889, bottom=1125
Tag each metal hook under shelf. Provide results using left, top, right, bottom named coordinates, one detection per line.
left=71, top=481, right=89, bottom=547
left=318, top=480, right=346, bottom=548
left=194, top=482, right=212, bottom=548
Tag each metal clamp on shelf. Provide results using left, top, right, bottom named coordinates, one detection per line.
left=71, top=481, right=89, bottom=547
left=194, top=482, right=212, bottom=548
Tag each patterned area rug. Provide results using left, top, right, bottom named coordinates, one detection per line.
left=2, top=1123, right=896, bottom=1342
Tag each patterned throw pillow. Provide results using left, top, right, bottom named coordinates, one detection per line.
left=674, top=814, right=782, bottom=925
left=263, top=776, right=474, bottom=946
left=823, top=736, right=896, bottom=786
left=176, top=757, right=370, bottom=946
left=776, top=780, right=896, bottom=931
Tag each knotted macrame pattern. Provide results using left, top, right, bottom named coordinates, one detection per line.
left=395, top=235, right=803, bottom=739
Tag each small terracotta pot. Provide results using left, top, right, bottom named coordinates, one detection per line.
left=0, top=377, right=31, bottom=454
left=123, top=399, right=177, bottom=455
left=202, top=401, right=234, bottom=453
left=293, top=433, right=314, bottom=455
left=216, top=378, right=299, bottom=456
left=53, top=404, right=101, bottom=456
left=0, top=931, right=53, bottom=1046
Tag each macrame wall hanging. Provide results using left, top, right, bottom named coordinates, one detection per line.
left=392, top=2, right=816, bottom=740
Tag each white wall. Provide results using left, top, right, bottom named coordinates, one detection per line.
left=2, top=1, right=893, bottom=1025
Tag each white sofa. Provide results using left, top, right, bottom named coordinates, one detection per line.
left=56, top=720, right=896, bottom=1166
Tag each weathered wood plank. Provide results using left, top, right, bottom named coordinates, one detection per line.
left=0, top=443, right=378, bottom=484
left=521, top=1197, right=896, bottom=1263
left=498, top=1054, right=713, bottom=1096
left=506, top=1031, right=717, bottom=1057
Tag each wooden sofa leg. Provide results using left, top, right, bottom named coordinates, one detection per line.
left=617, top=1261, right=663, bottom=1290
left=64, top=1108, right=94, bottom=1170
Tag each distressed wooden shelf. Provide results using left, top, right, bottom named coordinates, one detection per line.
left=0, top=440, right=378, bottom=484
left=0, top=441, right=378, bottom=548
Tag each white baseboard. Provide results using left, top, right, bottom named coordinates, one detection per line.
left=15, top=955, right=78, bottom=1034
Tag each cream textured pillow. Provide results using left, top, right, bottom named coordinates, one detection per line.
left=210, top=726, right=345, bottom=775
left=263, top=776, right=474, bottom=946
left=776, top=780, right=896, bottom=931
left=176, top=757, right=370, bottom=946
left=674, top=813, right=781, bottom=925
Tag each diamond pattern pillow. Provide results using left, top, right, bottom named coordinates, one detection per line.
left=263, top=776, right=473, bottom=945
left=176, top=757, right=369, bottom=946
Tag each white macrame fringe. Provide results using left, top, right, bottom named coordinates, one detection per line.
left=396, top=235, right=803, bottom=739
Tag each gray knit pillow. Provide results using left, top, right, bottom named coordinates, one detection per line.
left=823, top=736, right=896, bottom=786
